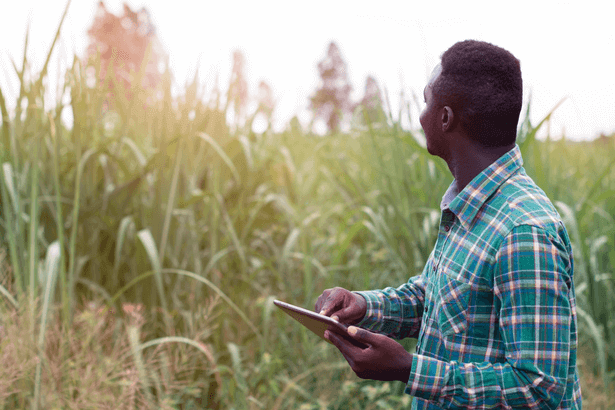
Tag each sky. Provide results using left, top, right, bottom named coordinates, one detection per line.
left=1, top=0, right=614, bottom=139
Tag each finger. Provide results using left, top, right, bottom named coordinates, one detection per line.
left=325, top=330, right=357, bottom=362
left=348, top=326, right=360, bottom=337
left=314, top=297, right=323, bottom=313
left=347, top=326, right=376, bottom=346
left=319, top=298, right=334, bottom=315
left=335, top=304, right=359, bottom=323
left=314, top=291, right=330, bottom=313
left=319, top=294, right=342, bottom=316
left=328, top=326, right=370, bottom=352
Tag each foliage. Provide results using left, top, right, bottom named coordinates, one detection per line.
left=356, top=75, right=386, bottom=126
left=226, top=50, right=249, bottom=127
left=86, top=1, right=164, bottom=108
left=310, top=42, right=354, bottom=133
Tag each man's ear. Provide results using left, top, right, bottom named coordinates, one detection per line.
left=441, top=106, right=454, bottom=132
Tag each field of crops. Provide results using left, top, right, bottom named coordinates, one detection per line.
left=1, top=12, right=615, bottom=410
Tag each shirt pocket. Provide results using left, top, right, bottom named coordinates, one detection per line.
left=436, top=272, right=471, bottom=337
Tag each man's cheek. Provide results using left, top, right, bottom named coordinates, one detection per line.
left=419, top=112, right=427, bottom=130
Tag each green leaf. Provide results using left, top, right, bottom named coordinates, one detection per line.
left=114, top=216, right=135, bottom=275
left=33, top=241, right=61, bottom=410
left=137, top=229, right=168, bottom=318
left=197, top=132, right=241, bottom=183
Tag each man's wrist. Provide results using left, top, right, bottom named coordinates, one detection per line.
left=353, top=292, right=367, bottom=323
left=350, top=291, right=368, bottom=325
left=396, top=353, right=413, bottom=384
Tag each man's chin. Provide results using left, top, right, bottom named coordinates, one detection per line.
left=426, top=143, right=436, bottom=156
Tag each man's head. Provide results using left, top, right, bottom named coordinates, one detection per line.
left=421, top=40, right=523, bottom=149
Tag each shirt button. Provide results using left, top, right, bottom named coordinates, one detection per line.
left=444, top=225, right=450, bottom=232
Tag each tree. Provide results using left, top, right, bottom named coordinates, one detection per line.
left=256, top=80, right=274, bottom=118
left=226, top=50, right=249, bottom=127
left=247, top=80, right=275, bottom=133
left=86, top=1, right=164, bottom=107
left=358, top=75, right=385, bottom=126
left=310, top=42, right=353, bottom=133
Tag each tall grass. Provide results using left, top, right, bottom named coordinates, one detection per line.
left=0, top=7, right=614, bottom=408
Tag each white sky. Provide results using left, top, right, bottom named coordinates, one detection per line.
left=1, top=0, right=614, bottom=139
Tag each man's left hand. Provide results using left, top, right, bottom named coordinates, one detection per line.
left=325, top=326, right=413, bottom=383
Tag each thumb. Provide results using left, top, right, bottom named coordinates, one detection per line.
left=347, top=326, right=373, bottom=343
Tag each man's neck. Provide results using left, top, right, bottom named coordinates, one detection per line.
left=444, top=137, right=515, bottom=191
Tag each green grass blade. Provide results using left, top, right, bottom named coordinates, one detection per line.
left=136, top=229, right=169, bottom=321
left=260, top=295, right=275, bottom=353
left=75, top=277, right=113, bottom=304
left=197, top=132, right=241, bottom=183
left=555, top=201, right=588, bottom=284
left=49, top=115, right=68, bottom=323
left=33, top=241, right=61, bottom=410
left=2, top=163, right=19, bottom=227
left=135, top=335, right=216, bottom=360
left=1, top=162, right=23, bottom=293
left=119, top=137, right=147, bottom=166
left=281, top=228, right=300, bottom=268
left=575, top=156, right=615, bottom=218
left=14, top=21, right=30, bottom=128
left=32, top=0, right=72, bottom=99
left=127, top=325, right=156, bottom=407
left=218, top=195, right=247, bottom=273
left=332, top=219, right=365, bottom=266
left=0, top=283, right=18, bottom=309
left=203, top=248, right=234, bottom=277
left=159, top=138, right=183, bottom=267
left=589, top=236, right=608, bottom=278
left=0, top=87, right=10, bottom=156
left=239, top=194, right=277, bottom=242
left=227, top=342, right=248, bottom=393
left=67, top=147, right=99, bottom=316
left=114, top=216, right=135, bottom=276
left=28, top=141, right=40, bottom=340
left=576, top=305, right=609, bottom=394
left=520, top=97, right=566, bottom=152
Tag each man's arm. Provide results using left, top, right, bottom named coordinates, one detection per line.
left=353, top=272, right=427, bottom=340
left=407, top=225, right=575, bottom=409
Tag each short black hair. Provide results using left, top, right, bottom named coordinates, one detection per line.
left=433, top=40, right=523, bottom=147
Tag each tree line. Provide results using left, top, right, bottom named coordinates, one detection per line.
left=86, top=1, right=385, bottom=134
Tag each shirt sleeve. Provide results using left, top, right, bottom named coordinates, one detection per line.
left=406, top=225, right=575, bottom=410
left=353, top=272, right=426, bottom=340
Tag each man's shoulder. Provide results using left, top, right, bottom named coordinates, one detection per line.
left=485, top=169, right=565, bottom=237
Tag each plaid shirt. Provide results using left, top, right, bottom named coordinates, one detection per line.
left=355, top=145, right=582, bottom=409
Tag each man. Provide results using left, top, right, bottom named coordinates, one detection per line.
left=315, top=40, right=582, bottom=409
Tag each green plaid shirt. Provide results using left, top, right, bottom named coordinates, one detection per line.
left=355, top=145, right=582, bottom=409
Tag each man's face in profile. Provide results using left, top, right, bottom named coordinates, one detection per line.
left=420, top=64, right=444, bottom=157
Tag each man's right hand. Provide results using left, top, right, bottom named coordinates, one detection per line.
left=314, top=287, right=367, bottom=325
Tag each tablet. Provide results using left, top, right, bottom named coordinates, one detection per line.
left=273, top=299, right=368, bottom=348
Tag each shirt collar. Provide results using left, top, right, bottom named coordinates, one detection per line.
left=442, top=144, right=523, bottom=230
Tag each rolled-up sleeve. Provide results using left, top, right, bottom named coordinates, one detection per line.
left=353, top=273, right=426, bottom=340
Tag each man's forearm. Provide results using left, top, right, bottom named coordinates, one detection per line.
left=353, top=274, right=426, bottom=339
